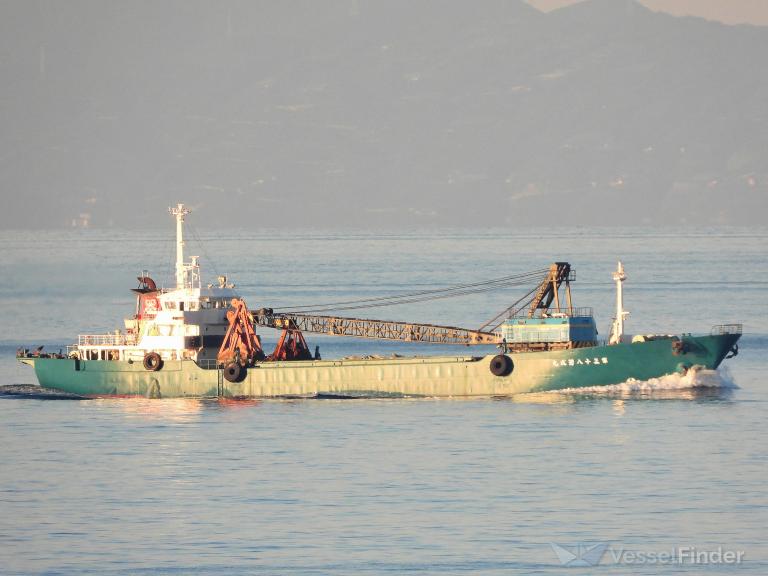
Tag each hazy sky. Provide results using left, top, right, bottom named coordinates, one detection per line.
left=528, top=0, right=768, bottom=25
left=1, top=0, right=765, bottom=229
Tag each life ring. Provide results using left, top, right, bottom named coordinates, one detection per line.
left=223, top=362, right=243, bottom=383
left=143, top=352, right=163, bottom=371
left=490, top=354, right=513, bottom=377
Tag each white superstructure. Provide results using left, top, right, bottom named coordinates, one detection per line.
left=72, top=204, right=237, bottom=364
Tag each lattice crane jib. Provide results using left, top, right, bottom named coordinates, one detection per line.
left=253, top=312, right=500, bottom=346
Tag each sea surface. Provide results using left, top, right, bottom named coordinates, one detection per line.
left=1, top=226, right=766, bottom=575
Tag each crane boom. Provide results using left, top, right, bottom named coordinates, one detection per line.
left=247, top=263, right=575, bottom=348
left=253, top=311, right=500, bottom=345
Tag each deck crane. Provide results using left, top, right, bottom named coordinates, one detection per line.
left=253, top=312, right=500, bottom=346
left=477, top=262, right=574, bottom=333
left=217, top=263, right=581, bottom=365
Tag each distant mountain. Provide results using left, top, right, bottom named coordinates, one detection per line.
left=0, top=0, right=765, bottom=228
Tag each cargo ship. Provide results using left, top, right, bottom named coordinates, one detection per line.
left=18, top=204, right=741, bottom=398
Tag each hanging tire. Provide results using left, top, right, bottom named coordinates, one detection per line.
left=223, top=362, right=243, bottom=383
left=490, top=354, right=513, bottom=377
left=671, top=340, right=687, bottom=356
left=143, top=352, right=163, bottom=371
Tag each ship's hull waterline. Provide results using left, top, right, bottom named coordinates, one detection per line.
left=21, top=334, right=739, bottom=399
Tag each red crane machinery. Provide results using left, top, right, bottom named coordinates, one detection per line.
left=217, top=298, right=265, bottom=366
left=266, top=317, right=314, bottom=361
left=217, top=299, right=313, bottom=367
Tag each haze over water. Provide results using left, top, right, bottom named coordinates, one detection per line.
left=1, top=227, right=766, bottom=574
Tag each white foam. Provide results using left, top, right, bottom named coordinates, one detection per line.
left=551, top=366, right=737, bottom=395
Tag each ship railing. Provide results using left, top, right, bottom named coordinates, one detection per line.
left=510, top=307, right=594, bottom=319
left=195, top=359, right=221, bottom=370
left=710, top=324, right=743, bottom=336
left=78, top=334, right=137, bottom=347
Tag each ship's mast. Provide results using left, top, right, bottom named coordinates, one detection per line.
left=170, top=203, right=190, bottom=289
left=609, top=261, right=629, bottom=345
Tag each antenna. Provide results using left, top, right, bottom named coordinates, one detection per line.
left=609, top=261, right=629, bottom=345
left=169, top=203, right=190, bottom=289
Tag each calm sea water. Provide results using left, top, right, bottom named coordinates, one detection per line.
left=1, top=227, right=766, bottom=575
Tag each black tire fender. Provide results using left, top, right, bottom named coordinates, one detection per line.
left=490, top=354, right=513, bottom=377
left=223, top=362, right=243, bottom=383
left=143, top=352, right=163, bottom=371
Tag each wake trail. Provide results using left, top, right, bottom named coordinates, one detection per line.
left=551, top=366, right=736, bottom=395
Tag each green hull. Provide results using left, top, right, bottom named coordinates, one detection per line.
left=21, top=334, right=739, bottom=398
